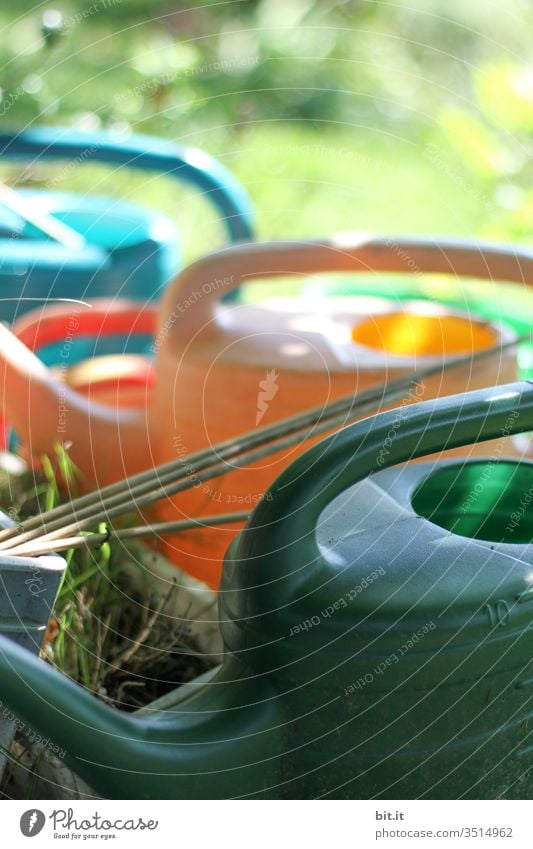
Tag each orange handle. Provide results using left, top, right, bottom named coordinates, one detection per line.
left=157, top=234, right=533, bottom=347
left=0, top=321, right=150, bottom=485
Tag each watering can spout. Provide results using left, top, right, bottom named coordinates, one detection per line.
left=0, top=323, right=150, bottom=486
left=0, top=633, right=283, bottom=798
left=0, top=633, right=140, bottom=790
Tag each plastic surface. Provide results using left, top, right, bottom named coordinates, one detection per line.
left=12, top=299, right=157, bottom=368
left=149, top=236, right=519, bottom=585
left=0, top=301, right=157, bottom=451
left=0, top=233, right=528, bottom=587
left=305, top=256, right=533, bottom=376
left=0, top=382, right=532, bottom=797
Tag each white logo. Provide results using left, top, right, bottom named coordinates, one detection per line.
left=20, top=809, right=46, bottom=837
left=256, top=369, right=279, bottom=425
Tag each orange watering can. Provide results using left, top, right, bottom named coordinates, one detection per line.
left=0, top=233, right=525, bottom=588
left=0, top=300, right=157, bottom=452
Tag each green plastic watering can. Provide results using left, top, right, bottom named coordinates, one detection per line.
left=1, top=381, right=533, bottom=798
left=0, top=509, right=66, bottom=783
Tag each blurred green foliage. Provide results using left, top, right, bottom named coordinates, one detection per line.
left=0, top=0, right=533, bottom=250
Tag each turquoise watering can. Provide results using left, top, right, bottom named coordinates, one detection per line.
left=0, top=126, right=254, bottom=338
left=0, top=381, right=532, bottom=798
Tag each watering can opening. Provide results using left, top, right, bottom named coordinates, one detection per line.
left=351, top=310, right=498, bottom=358
left=411, top=458, right=533, bottom=545
left=13, top=190, right=176, bottom=252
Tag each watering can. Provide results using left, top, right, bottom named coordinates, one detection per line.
left=0, top=234, right=524, bottom=588
left=12, top=299, right=158, bottom=408
left=0, top=126, right=254, bottom=329
left=0, top=381, right=532, bottom=798
left=0, top=300, right=158, bottom=452
left=0, top=510, right=65, bottom=783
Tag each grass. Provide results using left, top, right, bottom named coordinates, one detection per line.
left=0, top=446, right=214, bottom=709
left=0, top=125, right=507, bottom=265
left=0, top=446, right=216, bottom=796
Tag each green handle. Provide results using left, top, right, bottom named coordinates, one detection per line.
left=238, top=382, right=533, bottom=585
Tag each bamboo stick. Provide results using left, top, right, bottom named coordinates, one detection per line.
left=4, top=381, right=411, bottom=553
left=3, top=511, right=250, bottom=558
left=0, top=368, right=425, bottom=547
left=0, top=336, right=521, bottom=554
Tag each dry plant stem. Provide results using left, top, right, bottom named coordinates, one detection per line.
left=4, top=511, right=251, bottom=558
left=2, top=337, right=513, bottom=548
left=0, top=337, right=520, bottom=553
left=92, top=610, right=112, bottom=692
left=0, top=368, right=483, bottom=555
left=9, top=335, right=511, bottom=548
left=110, top=579, right=177, bottom=671
left=0, top=366, right=424, bottom=546
left=2, top=379, right=422, bottom=554
left=0, top=373, right=420, bottom=549
left=0, top=340, right=515, bottom=552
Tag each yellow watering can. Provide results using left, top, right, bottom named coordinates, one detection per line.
left=0, top=233, right=525, bottom=587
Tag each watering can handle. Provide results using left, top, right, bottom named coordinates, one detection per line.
left=160, top=234, right=533, bottom=343
left=13, top=299, right=157, bottom=352
left=0, top=127, right=254, bottom=242
left=235, top=381, right=533, bottom=588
